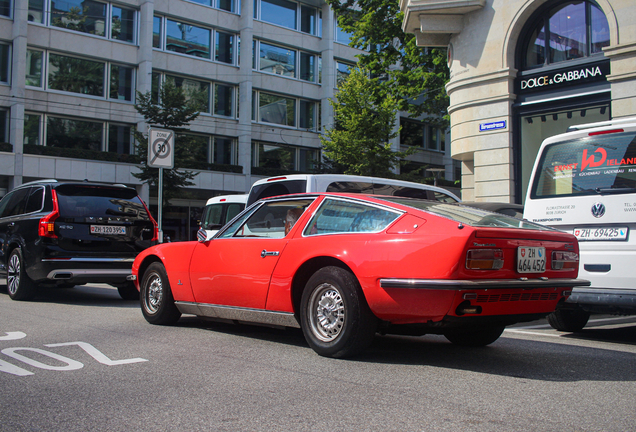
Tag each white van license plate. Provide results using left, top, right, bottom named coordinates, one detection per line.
left=573, top=227, right=628, bottom=241
left=517, top=246, right=546, bottom=273
left=90, top=225, right=126, bottom=235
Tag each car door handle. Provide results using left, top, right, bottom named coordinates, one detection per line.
left=261, top=249, right=280, bottom=258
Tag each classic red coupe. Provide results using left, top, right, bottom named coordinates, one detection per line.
left=131, top=193, right=589, bottom=358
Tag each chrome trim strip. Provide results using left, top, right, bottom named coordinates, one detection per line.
left=42, top=258, right=135, bottom=262
left=46, top=269, right=131, bottom=279
left=175, top=302, right=300, bottom=328
left=380, top=278, right=591, bottom=290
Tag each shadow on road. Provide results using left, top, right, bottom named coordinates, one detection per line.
left=0, top=284, right=138, bottom=308
left=170, top=315, right=636, bottom=383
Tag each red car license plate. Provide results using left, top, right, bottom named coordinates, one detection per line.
left=90, top=225, right=126, bottom=235
left=517, top=246, right=545, bottom=273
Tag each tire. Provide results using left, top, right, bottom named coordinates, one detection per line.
left=300, top=266, right=377, bottom=358
left=139, top=262, right=181, bottom=325
left=116, top=282, right=140, bottom=300
left=546, top=307, right=590, bottom=332
left=7, top=248, right=37, bottom=301
left=444, top=325, right=505, bottom=347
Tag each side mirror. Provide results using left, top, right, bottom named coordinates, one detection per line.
left=196, top=227, right=212, bottom=243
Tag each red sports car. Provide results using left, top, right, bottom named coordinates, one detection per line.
left=131, top=193, right=588, bottom=358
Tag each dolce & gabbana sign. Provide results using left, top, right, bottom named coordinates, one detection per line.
left=516, top=60, right=609, bottom=94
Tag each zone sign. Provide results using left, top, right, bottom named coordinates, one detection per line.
left=148, top=128, right=175, bottom=169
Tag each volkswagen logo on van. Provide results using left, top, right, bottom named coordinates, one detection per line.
left=591, top=202, right=606, bottom=218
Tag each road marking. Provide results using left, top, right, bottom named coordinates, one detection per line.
left=514, top=316, right=636, bottom=330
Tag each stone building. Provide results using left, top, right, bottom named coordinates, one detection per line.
left=1, top=0, right=458, bottom=240
left=401, top=0, right=636, bottom=202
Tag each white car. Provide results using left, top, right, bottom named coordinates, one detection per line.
left=199, top=194, right=247, bottom=237
left=247, top=174, right=460, bottom=206
left=524, top=116, right=636, bottom=331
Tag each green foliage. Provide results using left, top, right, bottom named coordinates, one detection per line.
left=326, top=0, right=450, bottom=128
left=133, top=80, right=202, bottom=205
left=321, top=68, right=416, bottom=177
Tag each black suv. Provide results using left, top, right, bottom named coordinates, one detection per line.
left=0, top=180, right=157, bottom=301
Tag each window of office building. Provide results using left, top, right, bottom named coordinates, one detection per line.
left=24, top=114, right=41, bottom=145
left=26, top=49, right=42, bottom=87
left=257, top=41, right=318, bottom=83
left=215, top=31, right=234, bottom=64
left=255, top=0, right=320, bottom=36
left=399, top=117, right=446, bottom=151
left=214, top=83, right=233, bottom=117
left=29, top=0, right=137, bottom=43
left=43, top=52, right=134, bottom=101
left=176, top=133, right=238, bottom=165
left=48, top=53, right=105, bottom=97
left=0, top=0, right=10, bottom=17
left=47, top=116, right=103, bottom=151
left=299, top=100, right=315, bottom=130
left=213, top=136, right=235, bottom=165
left=25, top=113, right=134, bottom=155
left=111, top=6, right=136, bottom=43
left=154, top=17, right=237, bottom=64
left=521, top=0, right=610, bottom=69
left=186, top=0, right=237, bottom=13
left=252, top=141, right=318, bottom=172
left=166, top=75, right=211, bottom=113
left=110, top=64, right=133, bottom=101
left=335, top=19, right=354, bottom=45
left=0, top=42, right=9, bottom=83
left=0, top=109, right=7, bottom=143
left=259, top=42, right=296, bottom=77
left=336, top=61, right=354, bottom=85
left=108, top=124, right=133, bottom=154
left=258, top=92, right=296, bottom=127
left=154, top=72, right=235, bottom=117
left=166, top=19, right=211, bottom=59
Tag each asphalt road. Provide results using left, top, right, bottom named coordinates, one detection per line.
left=1, top=284, right=635, bottom=431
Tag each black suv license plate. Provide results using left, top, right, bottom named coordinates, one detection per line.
left=90, top=225, right=126, bottom=235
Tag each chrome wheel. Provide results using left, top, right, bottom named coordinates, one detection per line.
left=139, top=262, right=181, bottom=325
left=143, top=271, right=163, bottom=314
left=308, top=283, right=345, bottom=342
left=7, top=252, right=20, bottom=296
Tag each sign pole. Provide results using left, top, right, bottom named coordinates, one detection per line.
left=158, top=167, right=163, bottom=243
left=147, top=128, right=175, bottom=244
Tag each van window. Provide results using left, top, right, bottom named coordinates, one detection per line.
left=530, top=132, right=636, bottom=199
left=247, top=179, right=307, bottom=205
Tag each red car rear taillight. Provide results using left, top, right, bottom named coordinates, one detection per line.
left=466, top=249, right=504, bottom=270
left=39, top=189, right=60, bottom=238
left=552, top=251, right=579, bottom=270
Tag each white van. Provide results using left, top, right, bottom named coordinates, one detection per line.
left=247, top=174, right=460, bottom=206
left=524, top=116, right=636, bottom=331
left=200, top=194, right=247, bottom=237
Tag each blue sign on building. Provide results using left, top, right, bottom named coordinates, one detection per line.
left=479, top=120, right=506, bottom=132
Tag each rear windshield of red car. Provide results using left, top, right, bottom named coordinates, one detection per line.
left=54, top=185, right=150, bottom=220
left=380, top=197, right=553, bottom=230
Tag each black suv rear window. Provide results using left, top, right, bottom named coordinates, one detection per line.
left=55, top=185, right=150, bottom=219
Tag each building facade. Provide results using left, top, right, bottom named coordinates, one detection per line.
left=1, top=0, right=458, bottom=240
left=401, top=0, right=636, bottom=202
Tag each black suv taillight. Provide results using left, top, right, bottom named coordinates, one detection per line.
left=39, top=189, right=60, bottom=238
left=140, top=199, right=158, bottom=242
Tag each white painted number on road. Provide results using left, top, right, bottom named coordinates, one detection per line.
left=0, top=338, right=148, bottom=377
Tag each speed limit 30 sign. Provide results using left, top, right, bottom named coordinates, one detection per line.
left=148, top=128, right=175, bottom=169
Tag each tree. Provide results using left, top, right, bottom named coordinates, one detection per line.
left=326, top=0, right=450, bottom=128
left=321, top=68, right=415, bottom=177
left=133, top=80, right=202, bottom=206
